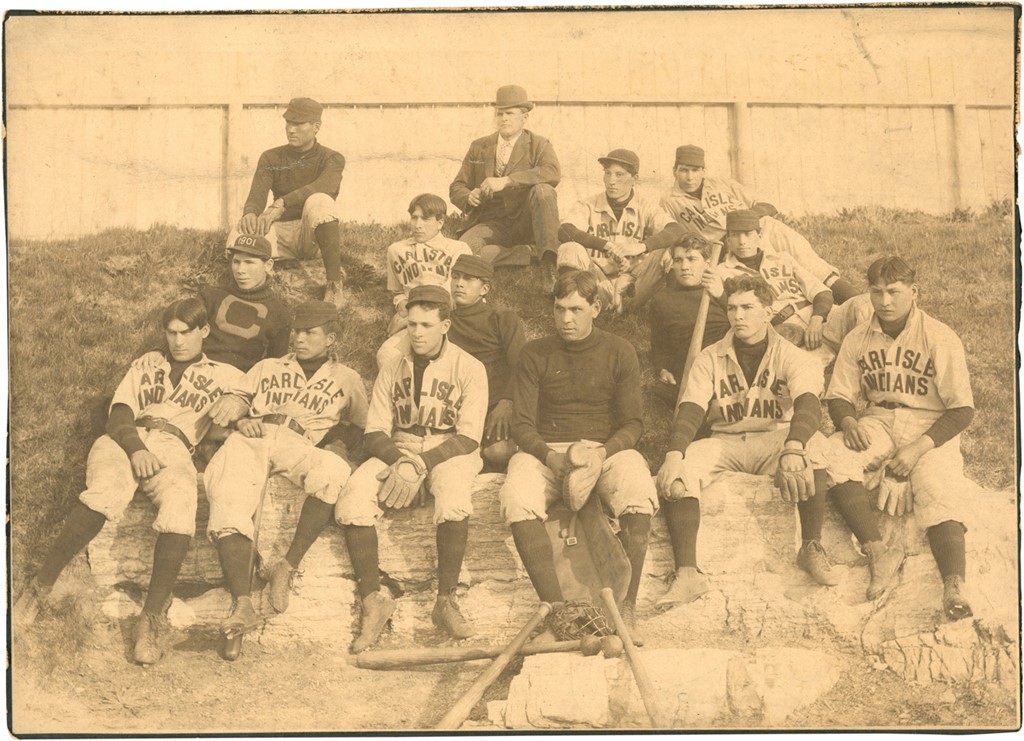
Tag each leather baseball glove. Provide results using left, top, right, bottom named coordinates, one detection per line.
left=774, top=448, right=815, bottom=502
left=876, top=466, right=913, bottom=516
left=376, top=456, right=427, bottom=509
left=562, top=442, right=605, bottom=511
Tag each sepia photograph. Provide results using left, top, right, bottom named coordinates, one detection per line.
left=6, top=5, right=1020, bottom=734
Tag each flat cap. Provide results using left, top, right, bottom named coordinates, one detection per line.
left=229, top=234, right=272, bottom=259
left=726, top=209, right=762, bottom=232
left=283, top=97, right=323, bottom=123
left=674, top=145, right=705, bottom=168
left=598, top=148, right=640, bottom=175
left=452, top=254, right=494, bottom=281
left=407, top=284, right=453, bottom=308
left=292, top=300, right=339, bottom=329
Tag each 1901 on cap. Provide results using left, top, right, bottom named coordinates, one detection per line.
left=598, top=149, right=640, bottom=175
left=283, top=97, right=324, bottom=123
left=230, top=234, right=272, bottom=259
left=726, top=209, right=762, bottom=232
left=452, top=254, right=494, bottom=281
left=493, top=85, right=534, bottom=111
left=675, top=145, right=705, bottom=168
left=292, top=300, right=339, bottom=329
left=407, top=284, right=453, bottom=307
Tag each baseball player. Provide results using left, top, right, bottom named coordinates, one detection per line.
left=823, top=256, right=974, bottom=619
left=500, top=270, right=657, bottom=643
left=648, top=234, right=731, bottom=407
left=655, top=274, right=837, bottom=612
left=384, top=193, right=472, bottom=336
left=204, top=301, right=369, bottom=641
left=556, top=148, right=682, bottom=312
left=226, top=97, right=347, bottom=310
left=660, top=144, right=857, bottom=304
left=449, top=85, right=561, bottom=284
left=336, top=285, right=488, bottom=651
left=13, top=298, right=243, bottom=665
left=707, top=209, right=833, bottom=350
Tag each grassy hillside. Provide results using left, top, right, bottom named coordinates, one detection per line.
left=8, top=205, right=1017, bottom=587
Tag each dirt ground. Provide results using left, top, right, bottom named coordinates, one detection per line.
left=9, top=576, right=1018, bottom=734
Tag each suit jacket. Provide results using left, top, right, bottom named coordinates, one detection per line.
left=449, top=129, right=560, bottom=228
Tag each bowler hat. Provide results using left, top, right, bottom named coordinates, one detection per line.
left=229, top=234, right=272, bottom=259
left=292, top=300, right=339, bottom=330
left=598, top=149, right=640, bottom=175
left=283, top=97, right=323, bottom=123
left=493, top=85, right=534, bottom=111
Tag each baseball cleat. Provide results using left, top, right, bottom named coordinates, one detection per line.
left=942, top=575, right=974, bottom=621
left=619, top=601, right=643, bottom=647
left=431, top=588, right=476, bottom=640
left=13, top=578, right=53, bottom=626
left=220, top=596, right=261, bottom=638
left=351, top=589, right=396, bottom=654
left=655, top=566, right=710, bottom=612
left=797, top=540, right=840, bottom=586
left=133, top=611, right=168, bottom=665
left=324, top=278, right=346, bottom=311
left=266, top=559, right=297, bottom=613
left=864, top=540, right=905, bottom=600
left=541, top=254, right=557, bottom=296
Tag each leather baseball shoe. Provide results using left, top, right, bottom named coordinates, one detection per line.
left=864, top=540, right=905, bottom=600
left=220, top=596, right=260, bottom=636
left=797, top=540, right=840, bottom=586
left=655, top=567, right=709, bottom=612
left=943, top=575, right=973, bottom=621
left=431, top=588, right=476, bottom=640
left=351, top=589, right=396, bottom=654
left=266, top=559, right=297, bottom=613
left=13, top=578, right=52, bottom=626
left=324, top=277, right=346, bottom=311
left=133, top=611, right=168, bottom=665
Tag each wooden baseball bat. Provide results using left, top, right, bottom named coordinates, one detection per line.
left=599, top=587, right=670, bottom=728
left=351, top=639, right=581, bottom=670
left=674, top=241, right=724, bottom=409
left=434, top=602, right=552, bottom=730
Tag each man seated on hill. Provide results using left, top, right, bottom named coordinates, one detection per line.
left=706, top=209, right=833, bottom=350
left=449, top=85, right=561, bottom=282
left=14, top=299, right=243, bottom=666
left=648, top=235, right=731, bottom=407
left=204, top=301, right=368, bottom=645
left=337, top=285, right=489, bottom=652
left=384, top=193, right=472, bottom=336
left=661, top=144, right=856, bottom=304
left=655, top=274, right=838, bottom=612
left=377, top=255, right=526, bottom=470
left=227, top=97, right=347, bottom=310
left=824, top=256, right=974, bottom=619
left=557, top=148, right=682, bottom=312
left=500, top=270, right=656, bottom=643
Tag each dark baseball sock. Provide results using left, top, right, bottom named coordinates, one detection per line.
left=315, top=222, right=343, bottom=282
left=510, top=519, right=564, bottom=603
left=829, top=481, right=882, bottom=544
left=829, top=277, right=858, bottom=305
left=927, top=520, right=967, bottom=580
left=143, top=533, right=190, bottom=614
left=662, top=497, right=700, bottom=569
left=284, top=497, right=333, bottom=569
left=216, top=533, right=255, bottom=598
left=36, top=502, right=107, bottom=587
left=797, top=472, right=829, bottom=543
left=618, top=513, right=651, bottom=605
left=436, top=519, right=470, bottom=595
left=344, top=525, right=381, bottom=598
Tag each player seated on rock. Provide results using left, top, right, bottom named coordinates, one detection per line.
left=449, top=85, right=561, bottom=286
left=655, top=274, right=838, bottom=612
left=384, top=193, right=472, bottom=336
left=377, top=255, right=526, bottom=471
left=660, top=144, right=857, bottom=304
left=499, top=270, right=657, bottom=644
left=226, top=97, right=347, bottom=310
left=706, top=209, right=833, bottom=350
left=555, top=148, right=682, bottom=311
left=648, top=235, right=731, bottom=407
left=204, top=301, right=368, bottom=643
left=823, top=256, right=975, bottom=620
left=14, top=298, right=244, bottom=665
left=337, top=285, right=489, bottom=651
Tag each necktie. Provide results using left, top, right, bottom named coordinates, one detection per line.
left=495, top=139, right=512, bottom=176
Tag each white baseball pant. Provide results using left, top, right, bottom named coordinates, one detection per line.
left=226, top=193, right=341, bottom=260
left=556, top=242, right=667, bottom=310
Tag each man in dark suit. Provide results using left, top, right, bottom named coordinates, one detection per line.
left=449, top=85, right=561, bottom=288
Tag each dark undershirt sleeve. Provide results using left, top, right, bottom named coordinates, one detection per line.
left=667, top=402, right=707, bottom=455
left=924, top=407, right=974, bottom=447
left=810, top=290, right=834, bottom=319
left=642, top=222, right=683, bottom=253
left=420, top=435, right=479, bottom=470
left=364, top=431, right=403, bottom=466
left=106, top=403, right=147, bottom=457
left=827, top=398, right=858, bottom=429
left=319, top=423, right=365, bottom=463
left=787, top=392, right=822, bottom=446
left=558, top=223, right=608, bottom=252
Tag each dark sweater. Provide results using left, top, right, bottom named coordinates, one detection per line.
left=512, top=328, right=644, bottom=462
left=243, top=141, right=345, bottom=222
left=448, top=300, right=526, bottom=409
left=649, top=282, right=730, bottom=380
left=199, top=280, right=291, bottom=372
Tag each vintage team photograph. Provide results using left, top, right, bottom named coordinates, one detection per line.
left=6, top=6, right=1020, bottom=734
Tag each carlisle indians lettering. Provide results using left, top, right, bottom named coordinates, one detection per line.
left=136, top=369, right=226, bottom=413
left=390, top=375, right=462, bottom=429
left=856, top=346, right=935, bottom=396
left=392, top=244, right=456, bottom=285
left=712, top=369, right=787, bottom=423
left=258, top=372, right=344, bottom=414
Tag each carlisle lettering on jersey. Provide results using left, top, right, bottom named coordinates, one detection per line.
left=592, top=220, right=647, bottom=241
left=390, top=376, right=463, bottom=428
left=856, top=347, right=936, bottom=397
left=712, top=369, right=788, bottom=423
left=136, top=369, right=227, bottom=414
left=256, top=374, right=344, bottom=414
left=391, top=244, right=458, bottom=286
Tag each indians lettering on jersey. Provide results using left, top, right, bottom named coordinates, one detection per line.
left=711, top=367, right=789, bottom=424
left=256, top=372, right=345, bottom=415
left=661, top=176, right=757, bottom=242
left=390, top=374, right=464, bottom=429
left=856, top=345, right=934, bottom=397
left=673, top=191, right=745, bottom=234
left=716, top=252, right=824, bottom=315
left=568, top=190, right=674, bottom=261
left=214, top=295, right=268, bottom=340
left=390, top=243, right=458, bottom=290
left=133, top=367, right=231, bottom=415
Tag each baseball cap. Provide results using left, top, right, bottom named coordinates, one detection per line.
left=452, top=254, right=494, bottom=281
left=229, top=234, right=272, bottom=259
left=292, top=300, right=339, bottom=330
left=598, top=149, right=640, bottom=175
left=726, top=209, right=761, bottom=232
left=407, top=284, right=453, bottom=308
left=283, top=97, right=323, bottom=123
left=674, top=145, right=705, bottom=168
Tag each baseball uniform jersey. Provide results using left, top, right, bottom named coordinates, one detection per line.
left=715, top=251, right=829, bottom=321
left=385, top=235, right=472, bottom=307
